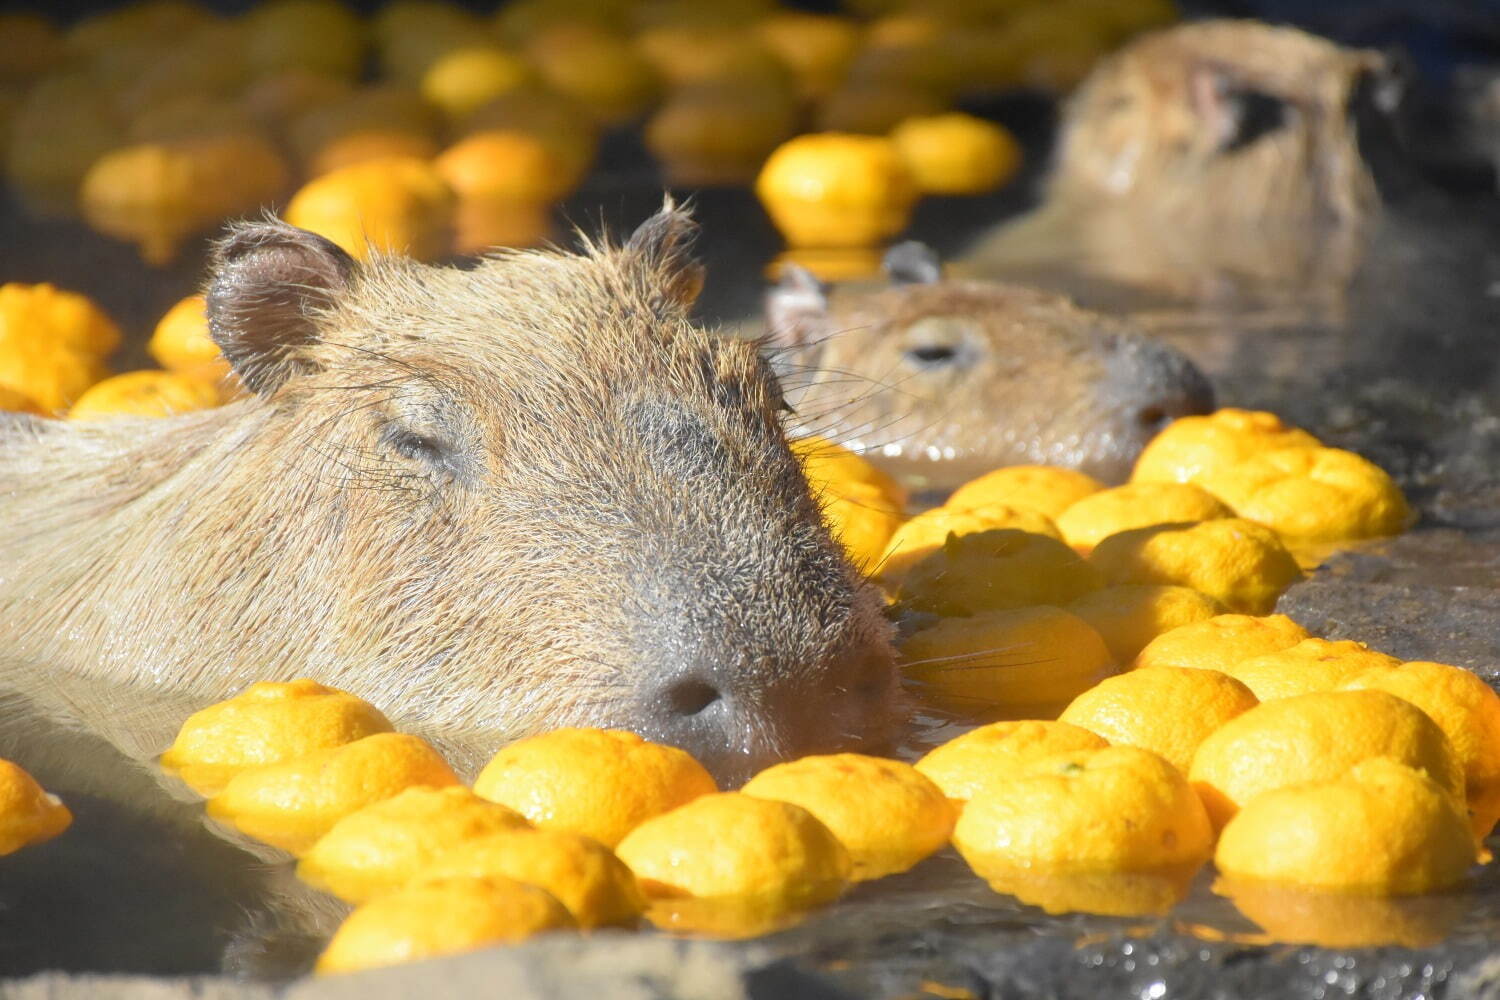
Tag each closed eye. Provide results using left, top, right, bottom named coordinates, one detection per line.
left=381, top=424, right=458, bottom=473
left=906, top=344, right=960, bottom=366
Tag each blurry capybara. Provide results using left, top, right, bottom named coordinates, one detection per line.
left=769, top=242, right=1214, bottom=491
left=960, top=20, right=1398, bottom=305
left=0, top=206, right=898, bottom=785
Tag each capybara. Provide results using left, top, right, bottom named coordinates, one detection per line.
left=770, top=242, right=1214, bottom=490
left=959, top=20, right=1397, bottom=307
left=0, top=205, right=898, bottom=786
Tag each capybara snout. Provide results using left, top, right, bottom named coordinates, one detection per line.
left=0, top=204, right=899, bottom=784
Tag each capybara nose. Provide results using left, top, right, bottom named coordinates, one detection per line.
left=639, top=641, right=901, bottom=787
left=661, top=677, right=723, bottom=718
left=1135, top=369, right=1215, bottom=434
left=1111, top=335, right=1216, bottom=430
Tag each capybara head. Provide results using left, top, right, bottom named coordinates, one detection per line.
left=767, top=243, right=1214, bottom=488
left=1049, top=19, right=1397, bottom=233
left=0, top=207, right=899, bottom=784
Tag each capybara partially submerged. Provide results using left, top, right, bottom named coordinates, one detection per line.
left=959, top=20, right=1397, bottom=306
left=0, top=206, right=898, bottom=785
left=769, top=242, right=1214, bottom=490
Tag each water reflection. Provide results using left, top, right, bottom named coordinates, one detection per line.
left=643, top=893, right=829, bottom=940
left=972, top=865, right=1200, bottom=919
left=1211, top=878, right=1471, bottom=949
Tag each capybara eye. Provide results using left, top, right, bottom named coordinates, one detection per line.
left=381, top=424, right=455, bottom=471
left=906, top=344, right=960, bottom=367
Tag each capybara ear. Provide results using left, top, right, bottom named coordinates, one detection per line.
left=206, top=219, right=356, bottom=396
left=764, top=263, right=828, bottom=351
left=883, top=241, right=942, bottom=285
left=625, top=197, right=705, bottom=311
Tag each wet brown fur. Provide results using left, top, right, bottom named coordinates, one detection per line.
left=771, top=251, right=1212, bottom=489
left=960, top=20, right=1389, bottom=302
left=0, top=208, right=897, bottom=784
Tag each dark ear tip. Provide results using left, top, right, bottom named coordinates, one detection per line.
left=205, top=218, right=355, bottom=397
left=212, top=218, right=355, bottom=280
left=883, top=241, right=943, bottom=285
left=625, top=197, right=700, bottom=257
left=625, top=196, right=704, bottom=309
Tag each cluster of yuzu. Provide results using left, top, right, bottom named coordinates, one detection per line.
left=0, top=282, right=233, bottom=418
left=2, top=0, right=1177, bottom=270
left=154, top=681, right=960, bottom=971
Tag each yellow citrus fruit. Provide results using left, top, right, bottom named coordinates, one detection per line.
left=1199, top=446, right=1412, bottom=543
left=946, top=464, right=1103, bottom=520
left=900, top=606, right=1115, bottom=718
left=299, top=786, right=532, bottom=904
left=0, top=386, right=42, bottom=414
left=0, top=760, right=72, bottom=855
left=473, top=728, right=717, bottom=848
left=412, top=828, right=643, bottom=929
left=524, top=25, right=659, bottom=127
left=67, top=370, right=222, bottom=421
left=1133, top=613, right=1310, bottom=672
left=953, top=746, right=1212, bottom=882
left=0, top=282, right=120, bottom=358
left=644, top=83, right=803, bottom=188
left=1188, top=689, right=1464, bottom=829
left=420, top=46, right=532, bottom=121
left=306, top=127, right=440, bottom=178
left=315, top=875, right=576, bottom=974
left=897, top=528, right=1103, bottom=618
left=741, top=753, right=954, bottom=881
left=1131, top=408, right=1320, bottom=485
left=147, top=294, right=231, bottom=381
left=0, top=338, right=108, bottom=416
left=615, top=792, right=850, bottom=908
left=1215, top=877, right=1468, bottom=949
left=876, top=502, right=1060, bottom=582
left=0, top=283, right=117, bottom=413
left=1055, top=482, right=1234, bottom=555
left=888, top=112, right=1022, bottom=196
left=1065, top=585, right=1225, bottom=665
left=1088, top=518, right=1303, bottom=615
left=791, top=434, right=908, bottom=510
left=1058, top=666, right=1258, bottom=774
left=914, top=719, right=1109, bottom=803
left=1340, top=661, right=1500, bottom=842
left=755, top=11, right=859, bottom=99
left=161, top=679, right=394, bottom=796
left=818, top=479, right=905, bottom=572
left=206, top=733, right=461, bottom=855
left=1224, top=637, right=1401, bottom=702
left=285, top=156, right=455, bottom=262
left=435, top=129, right=585, bottom=204
left=244, top=0, right=365, bottom=80
left=1215, top=758, right=1475, bottom=894
left=0, top=11, right=64, bottom=82
left=634, top=24, right=791, bottom=93
left=755, top=132, right=918, bottom=249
